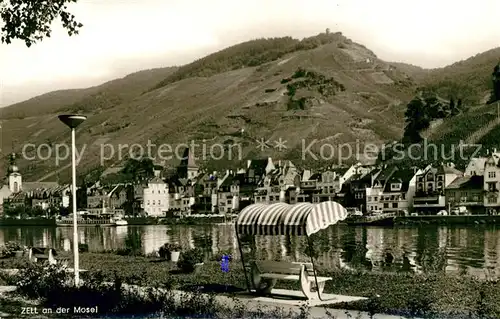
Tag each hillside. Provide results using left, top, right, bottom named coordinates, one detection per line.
left=1, top=67, right=178, bottom=119
left=421, top=48, right=500, bottom=104
left=1, top=32, right=499, bottom=182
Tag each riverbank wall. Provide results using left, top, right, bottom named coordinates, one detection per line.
left=0, top=218, right=56, bottom=226
left=126, top=216, right=234, bottom=225
left=2, top=215, right=500, bottom=227
left=0, top=216, right=234, bottom=227
left=394, top=215, right=500, bottom=226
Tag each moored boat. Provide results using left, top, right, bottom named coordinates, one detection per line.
left=114, top=219, right=128, bottom=226
left=56, top=211, right=116, bottom=227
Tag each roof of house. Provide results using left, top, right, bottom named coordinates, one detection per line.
left=467, top=158, right=487, bottom=171
left=309, top=173, right=322, bottom=181
left=446, top=175, right=484, bottom=190
left=248, top=159, right=268, bottom=171
left=442, top=165, right=463, bottom=175
left=22, top=182, right=59, bottom=191
left=375, top=166, right=398, bottom=182
left=383, top=169, right=415, bottom=193
left=332, top=167, right=349, bottom=175
left=8, top=191, right=26, bottom=201
left=220, top=175, right=239, bottom=187
left=148, top=176, right=165, bottom=184
left=435, top=164, right=462, bottom=175
left=109, top=185, right=126, bottom=197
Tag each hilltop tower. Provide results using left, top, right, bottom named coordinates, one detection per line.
left=7, top=153, right=22, bottom=193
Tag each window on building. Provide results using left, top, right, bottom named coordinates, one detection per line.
left=489, top=172, right=496, bottom=178
left=488, top=182, right=497, bottom=191
left=147, top=200, right=150, bottom=205
left=392, top=203, right=398, bottom=208
left=488, top=197, right=496, bottom=204
left=437, top=175, right=443, bottom=181
left=158, top=200, right=161, bottom=205
left=383, top=203, right=389, bottom=208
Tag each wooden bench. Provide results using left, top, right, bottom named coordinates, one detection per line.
left=250, top=260, right=332, bottom=300
left=28, top=247, right=70, bottom=266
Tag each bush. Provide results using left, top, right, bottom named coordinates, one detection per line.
left=0, top=242, right=22, bottom=258
left=16, top=263, right=70, bottom=299
left=177, top=248, right=204, bottom=273
left=158, top=243, right=182, bottom=260
left=78, top=243, right=89, bottom=253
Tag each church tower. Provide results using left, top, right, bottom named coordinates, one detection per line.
left=177, top=148, right=199, bottom=180
left=8, top=153, right=22, bottom=193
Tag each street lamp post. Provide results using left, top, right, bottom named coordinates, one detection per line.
left=58, top=114, right=87, bottom=286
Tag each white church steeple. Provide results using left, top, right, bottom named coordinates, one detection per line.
left=8, top=153, right=22, bottom=193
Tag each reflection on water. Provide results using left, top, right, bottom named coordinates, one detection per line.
left=1, top=224, right=500, bottom=278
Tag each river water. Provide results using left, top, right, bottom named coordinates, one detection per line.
left=1, top=224, right=499, bottom=278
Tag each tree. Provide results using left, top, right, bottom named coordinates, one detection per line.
left=0, top=0, right=82, bottom=47
left=492, top=63, right=500, bottom=103
left=449, top=97, right=459, bottom=116
left=403, top=97, right=430, bottom=143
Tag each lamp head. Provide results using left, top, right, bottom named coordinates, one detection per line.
left=58, top=114, right=87, bottom=129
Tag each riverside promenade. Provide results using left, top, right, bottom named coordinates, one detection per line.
left=0, top=283, right=415, bottom=319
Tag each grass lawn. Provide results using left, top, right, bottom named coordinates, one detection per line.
left=1, top=253, right=499, bottom=318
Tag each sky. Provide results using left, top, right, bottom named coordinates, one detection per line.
left=0, top=0, right=499, bottom=107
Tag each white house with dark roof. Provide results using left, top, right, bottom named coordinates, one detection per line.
left=379, top=168, right=418, bottom=213
left=142, top=176, right=169, bottom=217
left=465, top=157, right=487, bottom=176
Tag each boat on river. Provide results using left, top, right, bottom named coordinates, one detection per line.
left=56, top=211, right=127, bottom=227
left=346, top=212, right=396, bottom=226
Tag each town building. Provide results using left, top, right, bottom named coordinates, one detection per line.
left=142, top=176, right=169, bottom=217
left=217, top=172, right=240, bottom=213
left=379, top=168, right=417, bottom=214
left=445, top=175, right=484, bottom=214
left=483, top=151, right=500, bottom=213
left=413, top=164, right=462, bottom=214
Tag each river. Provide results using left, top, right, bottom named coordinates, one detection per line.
left=1, top=224, right=499, bottom=278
